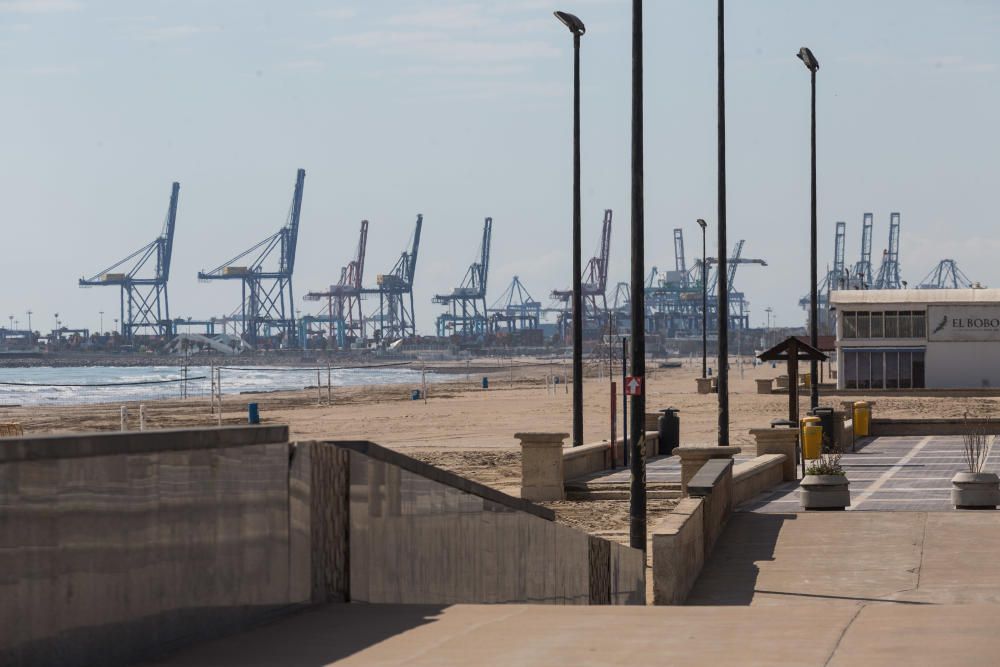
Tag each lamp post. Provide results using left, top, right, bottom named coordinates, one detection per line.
left=26, top=310, right=32, bottom=334
left=697, top=219, right=708, bottom=378
left=99, top=310, right=104, bottom=335
left=554, top=10, right=586, bottom=448
left=628, top=0, right=647, bottom=552
left=798, top=46, right=819, bottom=409
left=716, top=0, right=730, bottom=447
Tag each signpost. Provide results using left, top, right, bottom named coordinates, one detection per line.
left=624, top=375, right=644, bottom=396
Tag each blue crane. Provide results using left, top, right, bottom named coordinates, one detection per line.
left=79, top=181, right=179, bottom=340
left=363, top=215, right=423, bottom=343
left=874, top=212, right=902, bottom=289
left=198, top=169, right=305, bottom=348
left=434, top=217, right=493, bottom=339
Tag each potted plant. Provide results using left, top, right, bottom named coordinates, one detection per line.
left=952, top=418, right=999, bottom=510
left=800, top=451, right=850, bottom=510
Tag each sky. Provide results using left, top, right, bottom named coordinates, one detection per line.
left=2, top=0, right=999, bottom=335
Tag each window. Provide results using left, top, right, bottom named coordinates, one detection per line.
left=844, top=351, right=857, bottom=389
left=870, top=312, right=884, bottom=338
left=885, top=351, right=899, bottom=389
left=912, top=350, right=925, bottom=388
left=899, top=351, right=913, bottom=388
left=857, top=312, right=870, bottom=338
left=884, top=311, right=898, bottom=338
left=843, top=312, right=857, bottom=338
left=912, top=311, right=926, bottom=338
left=858, top=351, right=871, bottom=389
left=898, top=311, right=912, bottom=338
left=871, top=351, right=884, bottom=389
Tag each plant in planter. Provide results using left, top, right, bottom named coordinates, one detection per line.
left=952, top=418, right=999, bottom=510
left=800, top=451, right=851, bottom=510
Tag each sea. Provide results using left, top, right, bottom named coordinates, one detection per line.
left=0, top=365, right=434, bottom=406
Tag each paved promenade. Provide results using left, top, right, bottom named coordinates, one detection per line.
left=743, top=435, right=1000, bottom=512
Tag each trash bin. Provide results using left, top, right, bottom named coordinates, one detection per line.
left=247, top=403, right=260, bottom=425
left=482, top=376, right=489, bottom=390
left=411, top=389, right=421, bottom=400
left=853, top=401, right=871, bottom=437
left=800, top=416, right=822, bottom=459
left=658, top=408, right=680, bottom=455
left=810, top=406, right=836, bottom=452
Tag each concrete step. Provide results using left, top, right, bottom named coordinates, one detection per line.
left=566, top=489, right=682, bottom=501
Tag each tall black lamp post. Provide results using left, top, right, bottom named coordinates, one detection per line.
left=555, top=10, right=586, bottom=447
left=798, top=46, right=820, bottom=409
left=716, top=0, right=729, bottom=447
left=697, top=218, right=708, bottom=378
left=628, top=0, right=646, bottom=552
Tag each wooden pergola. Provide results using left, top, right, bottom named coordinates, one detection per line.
left=758, top=337, right=828, bottom=423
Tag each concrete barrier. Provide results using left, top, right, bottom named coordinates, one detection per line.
left=3, top=427, right=648, bottom=667
left=733, top=454, right=786, bottom=506
left=520, top=431, right=662, bottom=499
left=749, top=429, right=797, bottom=481
left=653, top=453, right=788, bottom=605
left=675, top=445, right=741, bottom=494
left=870, top=418, right=1000, bottom=437
left=0, top=426, right=298, bottom=667
left=652, top=498, right=704, bottom=604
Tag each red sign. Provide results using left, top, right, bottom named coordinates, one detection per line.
left=624, top=376, right=644, bottom=396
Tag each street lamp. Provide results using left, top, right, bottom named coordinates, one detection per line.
left=697, top=219, right=708, bottom=378
left=99, top=310, right=104, bottom=335
left=716, top=0, right=730, bottom=447
left=798, top=46, right=819, bottom=409
left=554, top=9, right=586, bottom=448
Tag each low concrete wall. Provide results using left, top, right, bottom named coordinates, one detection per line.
left=331, top=440, right=646, bottom=606
left=652, top=498, right=704, bottom=604
left=564, top=442, right=612, bottom=480
left=0, top=426, right=298, bottom=667
left=653, top=453, right=788, bottom=605
left=733, top=454, right=786, bottom=506
left=871, top=419, right=1000, bottom=437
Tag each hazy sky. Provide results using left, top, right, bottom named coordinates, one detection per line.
left=2, top=0, right=999, bottom=334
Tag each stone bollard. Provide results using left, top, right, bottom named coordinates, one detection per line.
left=755, top=378, right=774, bottom=395
left=749, top=428, right=798, bottom=481
left=695, top=377, right=713, bottom=394
left=675, top=446, right=741, bottom=496
left=517, top=432, right=568, bottom=501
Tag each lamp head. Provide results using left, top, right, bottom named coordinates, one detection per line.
left=696, top=218, right=707, bottom=229
left=554, top=11, right=586, bottom=36
left=797, top=47, right=819, bottom=72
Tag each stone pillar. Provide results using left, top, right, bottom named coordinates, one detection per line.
left=517, top=432, right=568, bottom=501
left=695, top=377, right=713, bottom=394
left=675, top=446, right=741, bottom=495
left=755, top=378, right=774, bottom=395
left=776, top=375, right=789, bottom=390
left=749, top=428, right=798, bottom=481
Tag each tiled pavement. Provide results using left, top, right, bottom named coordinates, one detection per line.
left=742, top=434, right=1000, bottom=512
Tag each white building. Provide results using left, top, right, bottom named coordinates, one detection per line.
left=831, top=288, right=1000, bottom=390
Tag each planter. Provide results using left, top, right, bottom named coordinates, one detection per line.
left=800, top=474, right=850, bottom=511
left=951, top=472, right=1000, bottom=510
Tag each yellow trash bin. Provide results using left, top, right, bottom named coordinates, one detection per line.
left=853, top=401, right=871, bottom=437
left=800, top=416, right=822, bottom=460
left=803, top=372, right=812, bottom=388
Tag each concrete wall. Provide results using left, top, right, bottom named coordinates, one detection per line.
left=0, top=426, right=298, bottom=667
left=871, top=418, right=1000, bottom=437
left=732, top=455, right=786, bottom=507
left=652, top=498, right=704, bottom=605
left=653, top=454, right=788, bottom=605
left=926, top=341, right=1000, bottom=389
left=343, top=443, right=645, bottom=605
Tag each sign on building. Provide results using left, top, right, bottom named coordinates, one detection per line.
left=927, top=305, right=1000, bottom=342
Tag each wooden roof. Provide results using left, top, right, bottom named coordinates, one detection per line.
left=757, top=336, right=829, bottom=362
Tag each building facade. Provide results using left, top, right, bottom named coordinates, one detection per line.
left=831, top=288, right=1000, bottom=390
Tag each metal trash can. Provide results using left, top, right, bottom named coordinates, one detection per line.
left=658, top=408, right=680, bottom=455
left=482, top=376, right=489, bottom=390
left=853, top=401, right=871, bottom=437
left=810, top=406, right=837, bottom=452
left=247, top=403, right=260, bottom=425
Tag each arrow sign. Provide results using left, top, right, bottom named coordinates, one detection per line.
left=624, top=375, right=644, bottom=396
